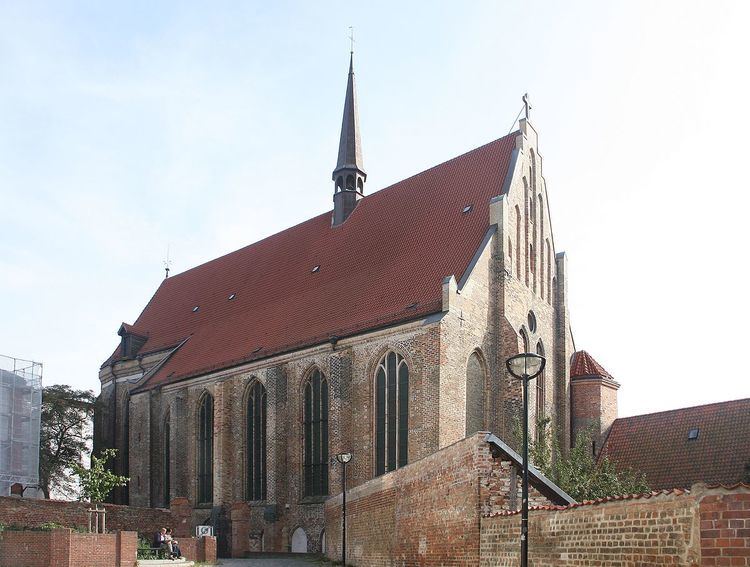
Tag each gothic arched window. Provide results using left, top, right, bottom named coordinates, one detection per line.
left=546, top=239, right=552, bottom=305
left=535, top=341, right=546, bottom=442
left=303, top=369, right=329, bottom=497
left=375, top=351, right=409, bottom=475
left=346, top=175, right=355, bottom=190
left=197, top=393, right=213, bottom=504
left=465, top=351, right=486, bottom=436
left=515, top=205, right=522, bottom=279
left=246, top=381, right=267, bottom=501
left=164, top=410, right=171, bottom=507
left=519, top=328, right=529, bottom=353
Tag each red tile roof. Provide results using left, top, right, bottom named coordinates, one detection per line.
left=570, top=350, right=614, bottom=380
left=600, top=398, right=750, bottom=490
left=105, top=134, right=518, bottom=390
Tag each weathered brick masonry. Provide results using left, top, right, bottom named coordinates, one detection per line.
left=481, top=484, right=750, bottom=566
left=0, top=529, right=138, bottom=567
left=0, top=494, right=187, bottom=535
left=323, top=431, right=750, bottom=566
left=324, top=433, right=567, bottom=566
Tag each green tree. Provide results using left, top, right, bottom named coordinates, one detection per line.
left=39, top=385, right=96, bottom=499
left=71, top=448, right=128, bottom=504
left=525, top=418, right=649, bottom=501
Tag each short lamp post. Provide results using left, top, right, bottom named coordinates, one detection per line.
left=335, top=452, right=353, bottom=566
left=506, top=352, right=546, bottom=567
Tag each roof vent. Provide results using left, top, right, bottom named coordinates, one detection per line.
left=406, top=302, right=419, bottom=310
left=312, top=265, right=320, bottom=273
left=251, top=346, right=263, bottom=354
left=192, top=306, right=199, bottom=312
left=688, top=428, right=699, bottom=440
left=462, top=204, right=473, bottom=214
left=228, top=293, right=236, bottom=300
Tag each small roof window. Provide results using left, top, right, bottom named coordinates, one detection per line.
left=406, top=302, right=419, bottom=310
left=192, top=306, right=199, bottom=313
left=251, top=346, right=263, bottom=354
left=312, top=265, right=320, bottom=273
left=688, top=428, right=699, bottom=440
left=228, top=293, right=236, bottom=300
left=462, top=204, right=473, bottom=214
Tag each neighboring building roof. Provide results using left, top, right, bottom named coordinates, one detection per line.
left=571, top=350, right=614, bottom=380
left=600, top=398, right=750, bottom=490
left=106, top=133, right=518, bottom=390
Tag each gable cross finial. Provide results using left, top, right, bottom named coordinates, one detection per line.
left=522, top=93, right=531, bottom=120
left=163, top=244, right=172, bottom=279
left=349, top=26, right=355, bottom=54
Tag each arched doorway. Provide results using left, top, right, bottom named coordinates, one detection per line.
left=291, top=527, right=308, bottom=553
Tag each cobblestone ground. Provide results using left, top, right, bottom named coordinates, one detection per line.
left=216, top=555, right=334, bottom=566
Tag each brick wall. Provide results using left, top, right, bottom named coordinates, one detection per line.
left=0, top=531, right=51, bottom=567
left=179, top=535, right=217, bottom=564
left=700, top=489, right=750, bottom=565
left=0, top=528, right=138, bottom=567
left=324, top=433, right=558, bottom=566
left=481, top=484, right=750, bottom=566
left=0, top=495, right=182, bottom=535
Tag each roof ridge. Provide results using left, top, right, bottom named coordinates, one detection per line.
left=613, top=397, right=750, bottom=422
left=161, top=132, right=519, bottom=284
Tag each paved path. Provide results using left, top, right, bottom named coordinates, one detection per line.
left=216, top=555, right=331, bottom=566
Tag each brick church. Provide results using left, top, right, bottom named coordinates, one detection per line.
left=95, top=54, right=619, bottom=556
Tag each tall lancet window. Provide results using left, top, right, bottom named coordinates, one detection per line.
left=246, top=381, right=267, bottom=501
left=303, top=369, right=329, bottom=497
left=375, top=351, right=409, bottom=476
left=197, top=393, right=213, bottom=504
left=535, top=341, right=546, bottom=442
left=163, top=411, right=171, bottom=508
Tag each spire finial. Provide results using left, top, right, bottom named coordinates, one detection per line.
left=348, top=26, right=355, bottom=55
left=163, top=244, right=172, bottom=279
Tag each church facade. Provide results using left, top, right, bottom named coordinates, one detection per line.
left=95, top=54, right=618, bottom=556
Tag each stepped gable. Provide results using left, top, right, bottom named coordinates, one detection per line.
left=600, top=398, right=750, bottom=489
left=104, top=133, right=518, bottom=390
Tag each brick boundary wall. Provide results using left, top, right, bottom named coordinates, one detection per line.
left=323, top=430, right=750, bottom=566
left=0, top=528, right=137, bottom=567
left=324, top=433, right=559, bottom=566
left=0, top=495, right=194, bottom=537
left=0, top=528, right=217, bottom=567
left=481, top=484, right=750, bottom=566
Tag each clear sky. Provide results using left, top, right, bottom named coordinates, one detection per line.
left=1, top=1, right=748, bottom=418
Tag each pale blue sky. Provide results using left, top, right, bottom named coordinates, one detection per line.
left=1, top=1, right=748, bottom=417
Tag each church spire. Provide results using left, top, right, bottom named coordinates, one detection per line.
left=332, top=50, right=366, bottom=226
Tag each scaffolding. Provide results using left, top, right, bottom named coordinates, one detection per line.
left=0, top=354, right=42, bottom=496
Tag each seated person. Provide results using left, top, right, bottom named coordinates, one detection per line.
left=166, top=528, right=183, bottom=559
left=154, top=528, right=174, bottom=559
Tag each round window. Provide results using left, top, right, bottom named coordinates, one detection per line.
left=527, top=311, right=537, bottom=333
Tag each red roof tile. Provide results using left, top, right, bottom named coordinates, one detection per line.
left=105, top=134, right=518, bottom=390
left=600, top=398, right=750, bottom=490
left=484, top=488, right=690, bottom=517
left=570, top=350, right=614, bottom=380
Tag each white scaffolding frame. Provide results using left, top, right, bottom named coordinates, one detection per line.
left=0, top=354, right=42, bottom=494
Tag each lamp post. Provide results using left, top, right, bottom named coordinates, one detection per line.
left=335, top=452, right=353, bottom=566
left=506, top=352, right=546, bottom=567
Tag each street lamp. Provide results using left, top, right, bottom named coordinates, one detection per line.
left=506, top=352, right=546, bottom=567
left=335, top=452, right=353, bottom=566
